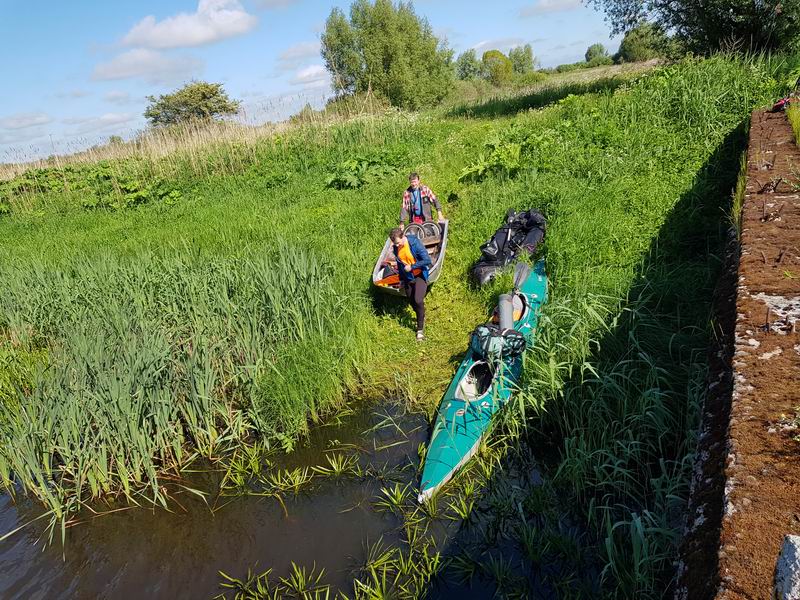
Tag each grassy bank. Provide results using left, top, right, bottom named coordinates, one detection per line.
left=1, top=55, right=798, bottom=595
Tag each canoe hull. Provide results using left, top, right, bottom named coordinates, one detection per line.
left=418, top=259, right=547, bottom=502
left=371, top=220, right=449, bottom=297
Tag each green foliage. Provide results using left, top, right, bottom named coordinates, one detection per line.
left=321, top=0, right=454, bottom=109
left=455, top=48, right=482, bottom=80
left=3, top=53, right=800, bottom=597
left=588, top=54, right=614, bottom=67
left=325, top=149, right=402, bottom=189
left=511, top=71, right=548, bottom=88
left=508, top=44, right=536, bottom=74
left=787, top=102, right=800, bottom=145
left=0, top=161, right=182, bottom=214
left=616, top=22, right=670, bottom=62
left=0, top=247, right=366, bottom=529
left=554, top=61, right=585, bottom=73
left=551, top=55, right=614, bottom=73
left=482, top=49, right=513, bottom=86
left=588, top=0, right=800, bottom=53
left=144, top=81, right=240, bottom=126
left=585, top=43, right=608, bottom=62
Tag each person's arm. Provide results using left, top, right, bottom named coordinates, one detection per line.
left=399, top=190, right=409, bottom=227
left=410, top=238, right=432, bottom=270
left=427, top=186, right=444, bottom=222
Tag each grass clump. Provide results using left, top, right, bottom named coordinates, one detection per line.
left=0, top=247, right=368, bottom=528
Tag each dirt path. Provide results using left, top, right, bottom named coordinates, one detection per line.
left=716, top=110, right=800, bottom=599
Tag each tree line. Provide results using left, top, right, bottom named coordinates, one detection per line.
left=140, top=0, right=800, bottom=127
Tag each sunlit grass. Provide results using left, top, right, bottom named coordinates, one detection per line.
left=2, top=53, right=800, bottom=597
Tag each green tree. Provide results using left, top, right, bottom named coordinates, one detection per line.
left=482, top=50, right=513, bottom=86
left=455, top=49, right=482, bottom=80
left=587, top=0, right=800, bottom=53
left=585, top=43, right=608, bottom=62
left=320, top=0, right=454, bottom=109
left=144, top=81, right=240, bottom=126
left=508, top=44, right=536, bottom=74
left=616, top=23, right=669, bottom=62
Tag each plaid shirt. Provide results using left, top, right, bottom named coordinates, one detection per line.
left=400, top=184, right=441, bottom=223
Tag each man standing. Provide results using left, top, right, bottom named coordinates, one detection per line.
left=400, top=172, right=444, bottom=228
left=390, top=226, right=432, bottom=341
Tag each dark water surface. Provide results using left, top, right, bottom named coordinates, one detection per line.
left=0, top=406, right=429, bottom=600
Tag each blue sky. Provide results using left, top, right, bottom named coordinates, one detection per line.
left=0, top=0, right=620, bottom=161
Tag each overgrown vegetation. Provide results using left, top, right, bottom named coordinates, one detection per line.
left=2, top=54, right=798, bottom=597
left=325, top=149, right=403, bottom=189
left=589, top=0, right=800, bottom=53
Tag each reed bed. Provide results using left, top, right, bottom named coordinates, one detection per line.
left=0, top=248, right=369, bottom=530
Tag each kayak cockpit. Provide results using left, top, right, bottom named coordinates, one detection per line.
left=454, top=361, right=493, bottom=401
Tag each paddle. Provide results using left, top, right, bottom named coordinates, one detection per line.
left=512, top=261, right=531, bottom=291
left=376, top=267, right=422, bottom=286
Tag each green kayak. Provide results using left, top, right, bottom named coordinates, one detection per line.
left=418, top=260, right=548, bottom=502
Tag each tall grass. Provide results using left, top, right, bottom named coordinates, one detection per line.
left=0, top=247, right=369, bottom=529
left=442, top=54, right=791, bottom=597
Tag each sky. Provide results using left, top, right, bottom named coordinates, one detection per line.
left=0, top=0, right=621, bottom=161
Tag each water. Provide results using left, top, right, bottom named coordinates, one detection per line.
left=0, top=405, right=429, bottom=599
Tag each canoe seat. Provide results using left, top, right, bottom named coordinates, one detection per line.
left=422, top=236, right=441, bottom=248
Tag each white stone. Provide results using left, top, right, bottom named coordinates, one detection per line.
left=775, top=535, right=800, bottom=600
left=760, top=348, right=784, bottom=360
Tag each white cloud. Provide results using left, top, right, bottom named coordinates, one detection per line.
left=0, top=128, right=49, bottom=146
left=472, top=37, right=525, bottom=54
left=520, top=0, right=583, bottom=16
left=55, top=89, right=91, bottom=99
left=63, top=113, right=137, bottom=135
left=290, top=64, right=330, bottom=88
left=277, top=41, right=321, bottom=72
left=93, top=49, right=203, bottom=85
left=0, top=112, right=52, bottom=130
left=122, top=0, right=258, bottom=49
left=105, top=91, right=133, bottom=105
left=255, top=0, right=298, bottom=8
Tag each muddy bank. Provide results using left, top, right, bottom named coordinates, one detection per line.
left=677, top=109, right=800, bottom=600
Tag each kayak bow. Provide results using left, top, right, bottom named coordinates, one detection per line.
left=418, top=260, right=547, bottom=502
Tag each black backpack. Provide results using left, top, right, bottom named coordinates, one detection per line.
left=472, top=209, right=546, bottom=286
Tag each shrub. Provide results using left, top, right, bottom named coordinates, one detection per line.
left=509, top=44, right=536, bottom=74
left=616, top=23, right=669, bottom=63
left=587, top=55, right=614, bottom=68
left=456, top=49, right=482, bottom=80
left=585, top=43, right=608, bottom=62
left=144, top=81, right=240, bottom=126
left=483, top=50, right=514, bottom=86
left=325, top=150, right=403, bottom=189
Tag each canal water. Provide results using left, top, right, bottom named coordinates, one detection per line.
left=0, top=405, right=429, bottom=599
